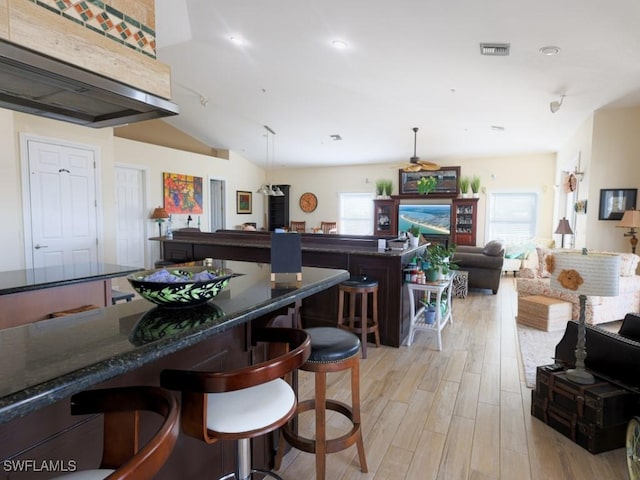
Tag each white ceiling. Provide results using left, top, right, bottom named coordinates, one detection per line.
left=155, top=0, right=640, bottom=169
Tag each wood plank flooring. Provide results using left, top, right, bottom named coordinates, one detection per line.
left=276, top=277, right=628, bottom=480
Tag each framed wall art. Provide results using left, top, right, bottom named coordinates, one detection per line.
left=163, top=172, right=203, bottom=214
left=236, top=190, right=252, bottom=214
left=398, top=166, right=460, bottom=197
left=598, top=188, right=637, bottom=220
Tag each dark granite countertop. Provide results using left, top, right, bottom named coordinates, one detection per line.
left=0, top=261, right=348, bottom=424
left=151, top=234, right=426, bottom=257
left=0, top=263, right=142, bottom=295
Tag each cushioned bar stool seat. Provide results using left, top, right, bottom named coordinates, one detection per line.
left=161, top=327, right=310, bottom=480
left=275, top=327, right=367, bottom=480
left=337, top=276, right=380, bottom=358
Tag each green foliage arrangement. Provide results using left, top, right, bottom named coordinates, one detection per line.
left=417, top=176, right=437, bottom=195
left=459, top=176, right=470, bottom=194
left=470, top=176, right=481, bottom=194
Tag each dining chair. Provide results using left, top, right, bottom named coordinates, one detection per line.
left=320, top=221, right=337, bottom=234
left=290, top=221, right=306, bottom=233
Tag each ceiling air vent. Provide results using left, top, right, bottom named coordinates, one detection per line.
left=480, top=43, right=510, bottom=56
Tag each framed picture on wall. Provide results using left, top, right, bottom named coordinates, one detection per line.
left=398, top=166, right=460, bottom=197
left=598, top=188, right=637, bottom=220
left=236, top=191, right=252, bottom=214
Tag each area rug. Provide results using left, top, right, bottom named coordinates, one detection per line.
left=516, top=324, right=565, bottom=388
left=517, top=321, right=621, bottom=388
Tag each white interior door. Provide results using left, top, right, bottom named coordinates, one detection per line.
left=210, top=179, right=225, bottom=232
left=26, top=139, right=99, bottom=275
left=115, top=166, right=146, bottom=268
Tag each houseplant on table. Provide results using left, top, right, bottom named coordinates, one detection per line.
left=423, top=244, right=458, bottom=281
left=408, top=224, right=421, bottom=247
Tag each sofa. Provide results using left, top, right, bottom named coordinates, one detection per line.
left=453, top=240, right=505, bottom=294
left=516, top=247, right=640, bottom=324
left=555, top=313, right=640, bottom=389
left=502, top=237, right=555, bottom=276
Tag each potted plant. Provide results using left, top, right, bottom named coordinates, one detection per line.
left=459, top=176, right=471, bottom=198
left=375, top=179, right=385, bottom=198
left=424, top=244, right=458, bottom=280
left=471, top=176, right=481, bottom=198
left=407, top=225, right=421, bottom=247
left=383, top=180, right=393, bottom=197
left=420, top=300, right=437, bottom=324
left=417, top=176, right=437, bottom=195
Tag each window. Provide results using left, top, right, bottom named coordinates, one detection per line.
left=339, top=193, right=374, bottom=235
left=488, top=192, right=538, bottom=244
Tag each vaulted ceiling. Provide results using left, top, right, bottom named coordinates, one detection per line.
left=155, top=0, right=640, bottom=168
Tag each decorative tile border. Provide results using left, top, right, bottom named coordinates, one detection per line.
left=32, top=0, right=156, bottom=58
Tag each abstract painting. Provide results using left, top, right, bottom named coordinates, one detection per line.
left=163, top=172, right=203, bottom=214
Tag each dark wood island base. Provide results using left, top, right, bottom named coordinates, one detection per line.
left=156, top=230, right=427, bottom=347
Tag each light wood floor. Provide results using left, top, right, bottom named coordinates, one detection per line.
left=276, top=276, right=628, bottom=480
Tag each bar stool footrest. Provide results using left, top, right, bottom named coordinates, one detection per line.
left=282, top=399, right=362, bottom=455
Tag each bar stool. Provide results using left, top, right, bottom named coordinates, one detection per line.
left=160, top=327, right=310, bottom=480
left=275, top=327, right=368, bottom=480
left=52, top=386, right=179, bottom=480
left=337, top=276, right=380, bottom=358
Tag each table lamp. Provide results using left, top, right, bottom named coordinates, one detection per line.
left=617, top=210, right=640, bottom=254
left=549, top=250, right=620, bottom=384
left=150, top=207, right=170, bottom=237
left=554, top=217, right=573, bottom=248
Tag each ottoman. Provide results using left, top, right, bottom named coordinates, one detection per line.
left=517, top=295, right=572, bottom=331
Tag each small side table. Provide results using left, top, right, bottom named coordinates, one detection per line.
left=405, top=276, right=453, bottom=350
left=452, top=270, right=468, bottom=299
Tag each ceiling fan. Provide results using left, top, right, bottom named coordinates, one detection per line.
left=398, top=127, right=440, bottom=172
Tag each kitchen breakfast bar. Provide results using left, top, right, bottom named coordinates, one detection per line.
left=0, top=260, right=348, bottom=479
left=156, top=230, right=427, bottom=347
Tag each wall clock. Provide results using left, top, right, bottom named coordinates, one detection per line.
left=299, top=192, right=318, bottom=213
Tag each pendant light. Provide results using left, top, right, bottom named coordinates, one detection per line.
left=257, top=125, right=284, bottom=196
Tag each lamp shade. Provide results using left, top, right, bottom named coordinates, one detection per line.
left=554, top=217, right=573, bottom=235
left=550, top=251, right=620, bottom=297
left=150, top=207, right=169, bottom=220
left=617, top=210, right=640, bottom=229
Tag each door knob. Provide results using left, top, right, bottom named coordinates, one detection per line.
left=34, top=244, right=48, bottom=249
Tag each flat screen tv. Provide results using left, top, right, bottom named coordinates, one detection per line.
left=398, top=204, right=451, bottom=236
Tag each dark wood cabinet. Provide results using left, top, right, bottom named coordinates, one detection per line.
left=452, top=198, right=478, bottom=246
left=373, top=199, right=398, bottom=236
left=268, top=184, right=290, bottom=231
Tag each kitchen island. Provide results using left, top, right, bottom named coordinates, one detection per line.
left=154, top=230, right=427, bottom=347
left=0, top=263, right=141, bottom=329
left=0, top=260, right=348, bottom=479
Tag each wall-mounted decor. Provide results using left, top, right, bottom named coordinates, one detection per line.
left=598, top=188, right=637, bottom=220
left=163, top=172, right=203, bottom=214
left=399, top=167, right=460, bottom=197
left=236, top=191, right=252, bottom=214
left=574, top=199, right=588, bottom=215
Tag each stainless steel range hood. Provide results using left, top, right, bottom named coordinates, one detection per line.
left=0, top=39, right=179, bottom=128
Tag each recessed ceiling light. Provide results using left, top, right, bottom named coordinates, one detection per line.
left=539, top=46, right=561, bottom=56
left=331, top=40, right=348, bottom=50
left=229, top=36, right=245, bottom=45
left=330, top=134, right=342, bottom=141
left=491, top=125, right=505, bottom=132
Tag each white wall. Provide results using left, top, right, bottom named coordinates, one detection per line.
left=556, top=107, right=640, bottom=253
left=1, top=111, right=265, bottom=272
left=272, top=152, right=557, bottom=245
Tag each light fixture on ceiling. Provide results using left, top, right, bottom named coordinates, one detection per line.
left=256, top=125, right=284, bottom=197
left=550, top=94, right=565, bottom=113
left=331, top=40, right=348, bottom=49
left=539, top=46, right=561, bottom=56
left=396, top=128, right=440, bottom=172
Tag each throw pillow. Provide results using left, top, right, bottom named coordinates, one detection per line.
left=483, top=240, right=504, bottom=256
left=536, top=247, right=552, bottom=278
left=618, top=313, right=640, bottom=341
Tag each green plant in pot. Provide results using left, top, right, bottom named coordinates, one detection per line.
left=417, top=176, right=437, bottom=195
left=375, top=179, right=385, bottom=197
left=420, top=300, right=437, bottom=324
left=383, top=180, right=393, bottom=197
left=424, top=244, right=458, bottom=280
left=470, top=176, right=481, bottom=197
left=408, top=224, right=421, bottom=246
left=459, top=176, right=470, bottom=198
